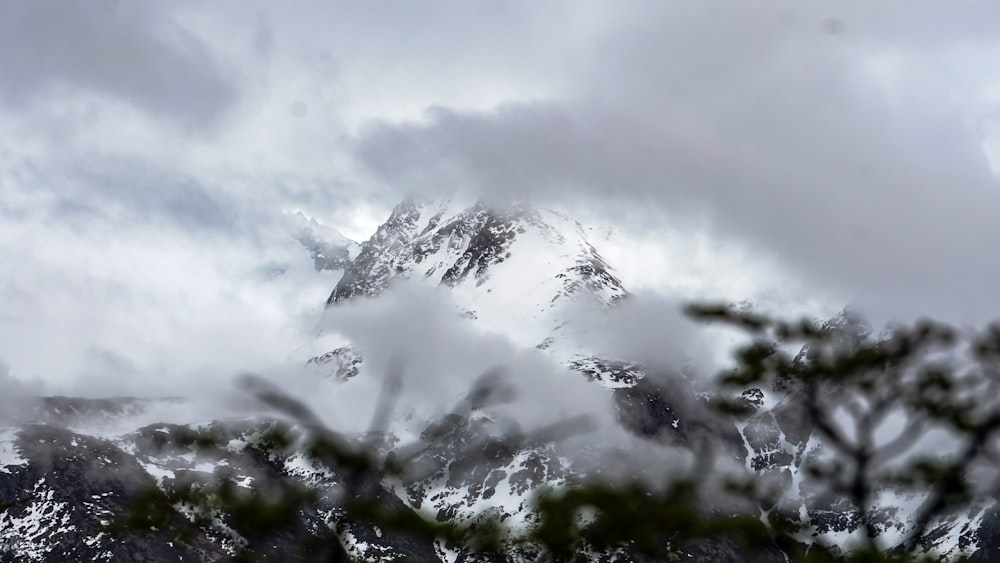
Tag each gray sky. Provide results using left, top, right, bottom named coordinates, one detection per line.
left=2, top=1, right=999, bottom=393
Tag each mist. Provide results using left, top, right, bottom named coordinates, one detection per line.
left=315, top=281, right=618, bottom=435
left=1, top=0, right=996, bottom=495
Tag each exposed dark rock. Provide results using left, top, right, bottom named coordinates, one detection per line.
left=307, top=346, right=363, bottom=381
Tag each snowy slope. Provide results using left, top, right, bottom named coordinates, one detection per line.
left=319, top=198, right=632, bottom=383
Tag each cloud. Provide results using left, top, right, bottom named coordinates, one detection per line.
left=0, top=2, right=238, bottom=128
left=566, top=290, right=722, bottom=374
left=0, top=201, right=342, bottom=396
left=5, top=0, right=1000, bottom=408
left=350, top=2, right=1000, bottom=325
left=47, top=155, right=239, bottom=233
left=0, top=358, right=43, bottom=399
left=318, top=281, right=616, bottom=433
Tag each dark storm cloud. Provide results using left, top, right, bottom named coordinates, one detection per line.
left=352, top=2, right=1000, bottom=324
left=0, top=1, right=238, bottom=127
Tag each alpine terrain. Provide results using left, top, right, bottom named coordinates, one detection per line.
left=2, top=198, right=999, bottom=562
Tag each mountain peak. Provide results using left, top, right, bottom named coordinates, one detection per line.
left=328, top=198, right=626, bottom=303
left=324, top=198, right=628, bottom=353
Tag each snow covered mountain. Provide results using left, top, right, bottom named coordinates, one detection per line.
left=329, top=198, right=625, bottom=335
left=2, top=198, right=999, bottom=561
left=310, top=197, right=636, bottom=386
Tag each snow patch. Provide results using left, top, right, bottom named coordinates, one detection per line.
left=0, top=428, right=26, bottom=473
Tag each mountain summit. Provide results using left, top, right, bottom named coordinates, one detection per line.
left=310, top=197, right=638, bottom=391
left=327, top=198, right=627, bottom=347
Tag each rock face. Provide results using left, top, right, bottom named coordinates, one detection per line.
left=306, top=346, right=363, bottom=381
left=1, top=199, right=996, bottom=561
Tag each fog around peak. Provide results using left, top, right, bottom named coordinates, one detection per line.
left=2, top=1, right=998, bottom=402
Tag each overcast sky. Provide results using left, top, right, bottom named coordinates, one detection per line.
left=2, top=1, right=1000, bottom=395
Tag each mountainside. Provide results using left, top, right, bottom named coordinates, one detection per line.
left=0, top=399, right=434, bottom=561
left=312, top=198, right=635, bottom=385
left=2, top=199, right=999, bottom=561
left=328, top=198, right=626, bottom=344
